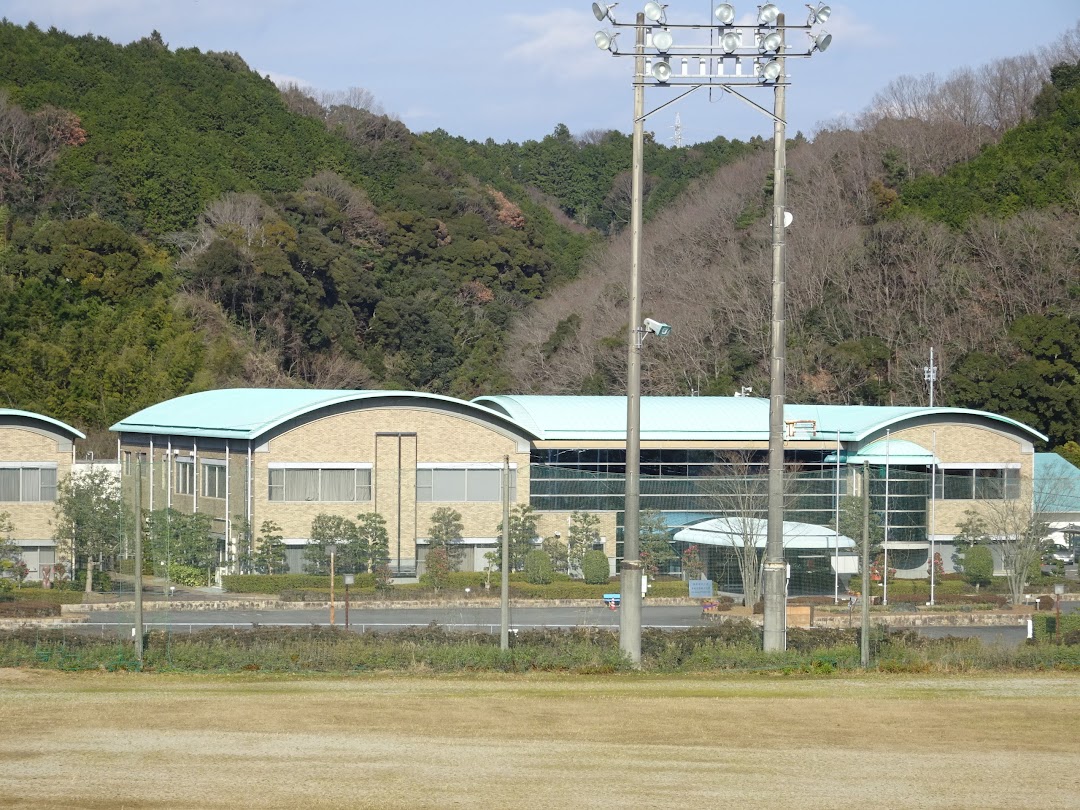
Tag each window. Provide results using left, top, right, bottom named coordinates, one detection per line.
left=416, top=467, right=516, bottom=502
left=202, top=461, right=226, bottom=499
left=936, top=467, right=1019, bottom=500
left=175, top=458, right=195, bottom=496
left=267, top=466, right=372, bottom=502
left=0, top=465, right=57, bottom=502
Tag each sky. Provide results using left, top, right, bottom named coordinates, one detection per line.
left=4, top=1, right=1079, bottom=146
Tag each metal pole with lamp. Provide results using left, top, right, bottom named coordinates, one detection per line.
left=592, top=1, right=835, bottom=656
left=344, top=573, right=354, bottom=630
left=326, top=543, right=336, bottom=627
left=1055, top=582, right=1065, bottom=644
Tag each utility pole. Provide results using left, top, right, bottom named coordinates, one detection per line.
left=134, top=458, right=144, bottom=666
left=860, top=461, right=870, bottom=668
left=924, top=347, right=938, bottom=407
left=501, top=455, right=511, bottom=651
left=763, top=17, right=789, bottom=652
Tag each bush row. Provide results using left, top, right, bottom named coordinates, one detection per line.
left=2, top=623, right=1078, bottom=674
left=1032, top=612, right=1080, bottom=642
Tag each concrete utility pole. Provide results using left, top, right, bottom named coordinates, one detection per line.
left=619, top=12, right=647, bottom=668
left=762, top=18, right=789, bottom=653
left=134, top=459, right=144, bottom=666
left=861, top=461, right=871, bottom=668
left=501, top=455, right=511, bottom=651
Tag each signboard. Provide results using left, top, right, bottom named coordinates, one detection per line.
left=688, top=579, right=714, bottom=598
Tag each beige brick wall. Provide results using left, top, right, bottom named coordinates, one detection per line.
left=252, top=407, right=531, bottom=567
left=0, top=426, right=73, bottom=542
left=891, top=424, right=1032, bottom=535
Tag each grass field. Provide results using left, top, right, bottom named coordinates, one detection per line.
left=1, top=669, right=1077, bottom=809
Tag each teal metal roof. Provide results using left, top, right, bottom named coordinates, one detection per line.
left=1035, top=453, right=1080, bottom=514
left=111, top=389, right=534, bottom=442
left=825, top=438, right=940, bottom=466
left=0, top=409, right=85, bottom=440
left=471, top=395, right=1046, bottom=443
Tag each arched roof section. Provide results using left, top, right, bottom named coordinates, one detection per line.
left=0, top=408, right=85, bottom=441
left=471, top=396, right=1046, bottom=444
left=111, top=389, right=538, bottom=445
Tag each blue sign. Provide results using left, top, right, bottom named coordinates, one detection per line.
left=688, top=579, right=714, bottom=598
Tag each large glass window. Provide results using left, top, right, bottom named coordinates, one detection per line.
left=936, top=467, right=1019, bottom=500
left=175, top=458, right=195, bottom=496
left=0, top=466, right=57, bottom=502
left=416, top=467, right=516, bottom=502
left=267, top=467, right=372, bottom=502
left=202, top=462, right=226, bottom=499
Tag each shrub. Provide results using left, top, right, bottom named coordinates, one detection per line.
left=167, top=564, right=206, bottom=588
left=523, top=550, right=554, bottom=585
left=581, top=550, right=611, bottom=585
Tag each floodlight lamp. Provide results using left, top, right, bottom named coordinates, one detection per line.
left=592, top=2, right=618, bottom=22
left=643, top=318, right=672, bottom=336
left=714, top=3, right=736, bottom=25
left=721, top=30, right=739, bottom=52
left=652, top=28, right=673, bottom=53
left=758, top=3, right=779, bottom=25
left=759, top=30, right=782, bottom=53
left=595, top=30, right=619, bottom=52
left=806, top=3, right=830, bottom=24
left=759, top=59, right=782, bottom=81
left=651, top=59, right=672, bottom=82
left=644, top=1, right=667, bottom=23
left=810, top=31, right=832, bottom=52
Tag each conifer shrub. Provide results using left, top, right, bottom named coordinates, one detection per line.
left=523, top=550, right=554, bottom=584
left=581, top=550, right=611, bottom=585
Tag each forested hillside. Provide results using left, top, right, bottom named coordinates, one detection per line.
left=506, top=26, right=1080, bottom=449
left=3, top=19, right=1080, bottom=453
left=0, top=22, right=748, bottom=449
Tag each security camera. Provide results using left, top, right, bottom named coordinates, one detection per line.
left=643, top=318, right=672, bottom=337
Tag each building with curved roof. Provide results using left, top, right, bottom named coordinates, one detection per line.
left=1, top=409, right=85, bottom=582
left=111, top=389, right=1055, bottom=587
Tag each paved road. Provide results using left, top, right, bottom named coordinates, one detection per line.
left=68, top=603, right=1057, bottom=648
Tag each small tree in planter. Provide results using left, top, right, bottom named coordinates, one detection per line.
left=681, top=544, right=705, bottom=581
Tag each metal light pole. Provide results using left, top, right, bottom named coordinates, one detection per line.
left=924, top=347, right=938, bottom=407
left=344, top=573, right=354, bottom=630
left=327, top=543, right=336, bottom=627
left=592, top=2, right=835, bottom=657
left=134, top=458, right=144, bottom=666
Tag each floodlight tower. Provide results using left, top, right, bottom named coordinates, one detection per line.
left=592, top=1, right=835, bottom=657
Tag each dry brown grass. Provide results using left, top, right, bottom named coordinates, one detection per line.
left=0, top=669, right=1077, bottom=809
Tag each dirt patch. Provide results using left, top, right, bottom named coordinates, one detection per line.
left=0, top=672, right=1077, bottom=808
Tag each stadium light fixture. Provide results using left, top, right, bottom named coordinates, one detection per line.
left=588, top=2, right=836, bottom=660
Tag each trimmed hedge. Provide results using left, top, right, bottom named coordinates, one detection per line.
left=1032, top=612, right=1080, bottom=643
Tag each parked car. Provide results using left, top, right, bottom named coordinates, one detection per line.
left=1047, top=547, right=1076, bottom=565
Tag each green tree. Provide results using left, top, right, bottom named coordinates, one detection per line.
left=145, top=509, right=217, bottom=583
left=567, top=511, right=600, bottom=576
left=523, top=549, right=555, bottom=584
left=541, top=534, right=569, bottom=575
left=253, top=520, right=287, bottom=575
left=495, top=504, right=539, bottom=571
left=581, top=549, right=611, bottom=585
left=421, top=546, right=452, bottom=591
left=961, top=544, right=994, bottom=590
left=639, top=510, right=676, bottom=578
left=427, top=507, right=464, bottom=571
left=231, top=515, right=254, bottom=574
left=53, top=468, right=125, bottom=593
left=356, top=512, right=390, bottom=573
left=306, top=513, right=360, bottom=574
left=0, top=512, right=20, bottom=581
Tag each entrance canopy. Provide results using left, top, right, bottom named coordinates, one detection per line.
left=673, top=517, right=856, bottom=550
left=825, top=438, right=939, bottom=466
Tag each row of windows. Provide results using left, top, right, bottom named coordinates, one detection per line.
left=0, top=466, right=57, bottom=502
left=265, top=466, right=517, bottom=503
left=163, top=457, right=1019, bottom=506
